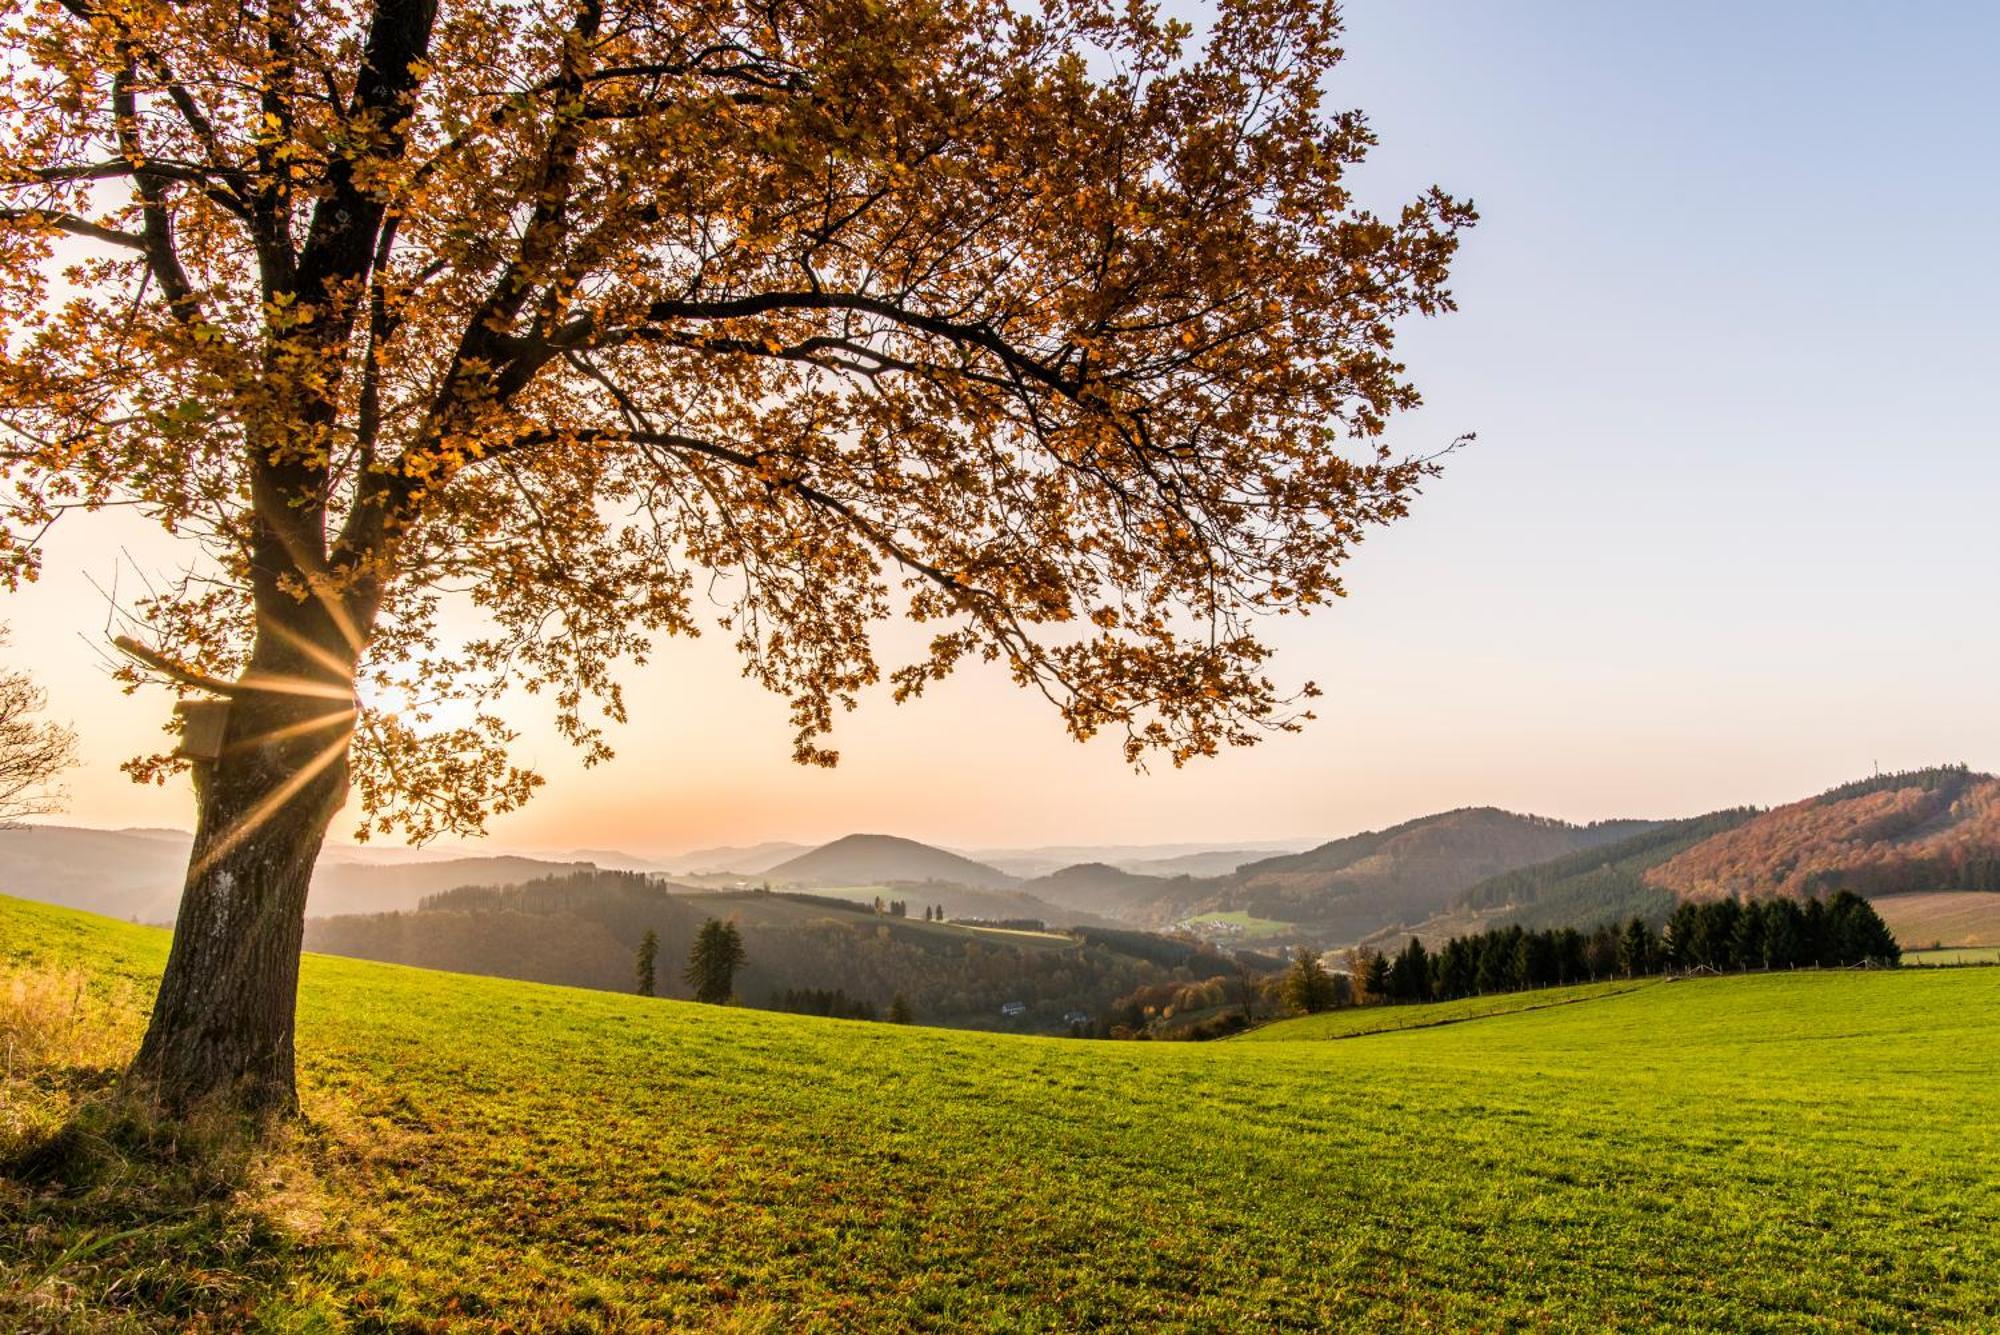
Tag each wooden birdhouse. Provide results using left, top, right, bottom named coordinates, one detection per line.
left=174, top=698, right=232, bottom=762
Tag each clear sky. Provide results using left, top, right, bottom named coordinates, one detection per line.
left=7, top=1, right=1996, bottom=854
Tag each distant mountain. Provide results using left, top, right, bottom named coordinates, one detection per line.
left=765, top=834, right=1019, bottom=890
left=308, top=856, right=602, bottom=916
left=1188, top=808, right=1660, bottom=944
left=969, top=840, right=1312, bottom=880
left=1121, top=850, right=1275, bottom=879
left=0, top=825, right=196, bottom=923
left=0, top=824, right=598, bottom=922
left=661, top=841, right=811, bottom=875
left=1023, top=863, right=1186, bottom=919
left=1643, top=766, right=2000, bottom=901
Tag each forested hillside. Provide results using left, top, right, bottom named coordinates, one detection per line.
left=1186, top=808, right=1658, bottom=941
left=1449, top=808, right=1761, bottom=930
left=304, top=871, right=1245, bottom=1031
left=1645, top=766, right=2000, bottom=900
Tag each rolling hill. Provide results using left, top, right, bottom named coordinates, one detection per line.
left=0, top=824, right=596, bottom=922
left=306, top=870, right=1178, bottom=1029
left=5, top=893, right=1995, bottom=1329
left=657, top=840, right=811, bottom=875
left=1643, top=765, right=2000, bottom=900
left=764, top=833, right=1019, bottom=889
left=1379, top=767, right=2000, bottom=949
left=1181, top=808, right=1659, bottom=943
left=1021, top=861, right=1188, bottom=918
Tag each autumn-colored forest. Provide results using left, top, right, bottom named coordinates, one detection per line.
left=1645, top=766, right=2000, bottom=901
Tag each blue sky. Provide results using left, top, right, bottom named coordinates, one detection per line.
left=13, top=2, right=1997, bottom=850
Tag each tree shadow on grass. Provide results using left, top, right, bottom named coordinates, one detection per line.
left=2, top=982, right=343, bottom=1332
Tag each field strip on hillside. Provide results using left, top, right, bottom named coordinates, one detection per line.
left=1240, top=977, right=1659, bottom=1042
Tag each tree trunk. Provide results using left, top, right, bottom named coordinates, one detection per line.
left=128, top=613, right=357, bottom=1116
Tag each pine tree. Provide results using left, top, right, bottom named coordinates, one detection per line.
left=634, top=929, right=659, bottom=998
left=889, top=994, right=915, bottom=1024
left=1730, top=901, right=1768, bottom=970
left=684, top=919, right=747, bottom=1004
left=1360, top=949, right=1391, bottom=1003
left=1389, top=938, right=1431, bottom=1002
left=1618, top=917, right=1655, bottom=977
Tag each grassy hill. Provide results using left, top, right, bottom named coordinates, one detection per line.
left=5, top=893, right=1997, bottom=1329
left=765, top=834, right=1019, bottom=890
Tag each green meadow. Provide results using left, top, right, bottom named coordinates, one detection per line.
left=4, top=892, right=1997, bottom=1331
left=1181, top=909, right=1295, bottom=939
left=1236, top=978, right=1658, bottom=1041
left=1903, top=946, right=2000, bottom=967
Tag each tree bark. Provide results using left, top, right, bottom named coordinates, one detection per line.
left=128, top=606, right=358, bottom=1115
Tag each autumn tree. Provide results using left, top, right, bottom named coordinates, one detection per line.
left=0, top=626, right=77, bottom=823
left=0, top=0, right=1471, bottom=1112
left=1281, top=945, right=1335, bottom=1014
left=684, top=917, right=744, bottom=1004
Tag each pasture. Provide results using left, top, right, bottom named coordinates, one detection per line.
left=4, top=893, right=1996, bottom=1330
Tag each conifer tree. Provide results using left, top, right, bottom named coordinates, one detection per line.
left=1359, top=949, right=1391, bottom=1003
left=634, top=928, right=659, bottom=997
left=684, top=919, right=747, bottom=1005
left=1618, top=917, right=1655, bottom=977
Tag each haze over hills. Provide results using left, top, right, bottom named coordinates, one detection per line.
left=655, top=841, right=811, bottom=875
left=304, top=870, right=1224, bottom=1029
left=967, top=840, right=1312, bottom=880
left=763, top=833, right=1020, bottom=890
left=11, top=768, right=1998, bottom=951
left=1023, top=862, right=1191, bottom=920
left=0, top=825, right=599, bottom=923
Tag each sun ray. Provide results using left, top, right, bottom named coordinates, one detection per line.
left=259, top=611, right=359, bottom=684
left=188, top=729, right=353, bottom=884
left=225, top=704, right=358, bottom=752
left=232, top=670, right=359, bottom=702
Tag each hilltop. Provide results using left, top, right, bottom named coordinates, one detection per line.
left=1175, top=808, right=1657, bottom=942
left=4, top=893, right=1995, bottom=1328
left=1644, top=765, right=2000, bottom=900
left=1022, top=861, right=1189, bottom=919
left=764, top=833, right=1019, bottom=890
left=1382, top=767, right=2000, bottom=950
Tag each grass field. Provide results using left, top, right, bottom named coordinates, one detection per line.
left=4, top=892, right=1998, bottom=1331
left=1237, top=978, right=1657, bottom=1041
left=1180, top=908, right=1295, bottom=939
left=1870, top=891, right=2000, bottom=949
left=1902, top=946, right=2000, bottom=966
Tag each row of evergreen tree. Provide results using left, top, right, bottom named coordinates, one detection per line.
left=773, top=987, right=916, bottom=1024
left=1289, top=892, right=1902, bottom=1013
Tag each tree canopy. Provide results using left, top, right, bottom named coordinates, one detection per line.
left=0, top=0, right=1472, bottom=836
